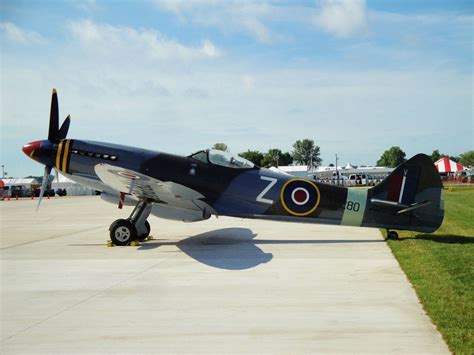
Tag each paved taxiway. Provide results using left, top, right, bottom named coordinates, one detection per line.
left=1, top=196, right=448, bottom=354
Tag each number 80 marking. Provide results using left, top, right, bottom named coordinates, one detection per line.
left=346, top=201, right=360, bottom=212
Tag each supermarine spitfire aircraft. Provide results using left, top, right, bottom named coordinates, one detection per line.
left=22, top=90, right=444, bottom=246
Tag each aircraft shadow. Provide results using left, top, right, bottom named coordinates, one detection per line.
left=137, top=227, right=383, bottom=270
left=401, top=234, right=474, bottom=244
left=138, top=227, right=271, bottom=270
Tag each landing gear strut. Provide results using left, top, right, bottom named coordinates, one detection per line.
left=386, top=230, right=399, bottom=240
left=109, top=200, right=152, bottom=246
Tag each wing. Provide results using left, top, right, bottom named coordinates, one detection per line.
left=94, top=163, right=205, bottom=211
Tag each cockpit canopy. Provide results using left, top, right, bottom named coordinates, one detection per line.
left=189, top=149, right=255, bottom=169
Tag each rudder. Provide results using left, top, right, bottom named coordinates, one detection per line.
left=367, top=154, right=444, bottom=233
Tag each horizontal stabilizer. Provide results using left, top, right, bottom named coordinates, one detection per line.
left=397, top=200, right=431, bottom=215
left=370, top=198, right=431, bottom=214
left=371, top=198, right=408, bottom=209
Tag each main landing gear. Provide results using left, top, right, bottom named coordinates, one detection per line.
left=386, top=229, right=399, bottom=240
left=109, top=200, right=152, bottom=246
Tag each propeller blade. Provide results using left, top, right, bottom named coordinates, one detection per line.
left=36, top=166, right=52, bottom=211
left=57, top=115, right=70, bottom=140
left=48, top=89, right=59, bottom=142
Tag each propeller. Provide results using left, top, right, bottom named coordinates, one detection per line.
left=57, top=115, right=71, bottom=141
left=48, top=89, right=71, bottom=143
left=37, top=89, right=71, bottom=211
left=37, top=166, right=52, bottom=211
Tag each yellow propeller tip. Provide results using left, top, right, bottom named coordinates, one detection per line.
left=52, top=88, right=57, bottom=94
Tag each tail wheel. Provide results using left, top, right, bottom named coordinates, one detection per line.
left=110, top=219, right=137, bottom=246
left=137, top=220, right=151, bottom=242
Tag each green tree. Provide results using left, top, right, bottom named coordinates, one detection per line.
left=292, top=139, right=322, bottom=167
left=431, top=150, right=442, bottom=162
left=261, top=149, right=283, bottom=167
left=212, top=143, right=228, bottom=151
left=459, top=150, right=474, bottom=167
left=377, top=146, right=406, bottom=167
left=279, top=152, right=293, bottom=166
left=239, top=150, right=264, bottom=166
left=430, top=150, right=459, bottom=163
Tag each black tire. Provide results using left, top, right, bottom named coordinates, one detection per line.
left=110, top=219, right=137, bottom=246
left=137, top=220, right=151, bottom=241
left=387, top=231, right=399, bottom=240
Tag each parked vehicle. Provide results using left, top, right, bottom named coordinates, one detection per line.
left=34, top=188, right=55, bottom=197
left=56, top=188, right=67, bottom=197
left=348, top=174, right=375, bottom=186
left=10, top=185, right=32, bottom=198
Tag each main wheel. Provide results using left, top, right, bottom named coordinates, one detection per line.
left=110, top=219, right=137, bottom=246
left=136, top=220, right=151, bottom=242
left=387, top=231, right=399, bottom=240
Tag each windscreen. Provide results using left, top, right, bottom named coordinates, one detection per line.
left=208, top=150, right=255, bottom=169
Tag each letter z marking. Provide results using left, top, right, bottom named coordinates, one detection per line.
left=256, top=176, right=277, bottom=204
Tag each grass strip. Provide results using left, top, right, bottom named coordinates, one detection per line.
left=382, top=190, right=474, bottom=354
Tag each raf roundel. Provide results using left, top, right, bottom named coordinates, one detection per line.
left=116, top=171, right=140, bottom=180
left=280, top=178, right=321, bottom=216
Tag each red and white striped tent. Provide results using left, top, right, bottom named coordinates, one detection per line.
left=434, top=157, right=465, bottom=173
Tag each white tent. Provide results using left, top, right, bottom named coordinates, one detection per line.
left=52, top=174, right=95, bottom=196
left=3, top=178, right=39, bottom=186
left=277, top=165, right=309, bottom=178
left=434, top=157, right=465, bottom=173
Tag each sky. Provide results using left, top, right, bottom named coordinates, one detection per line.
left=1, top=0, right=473, bottom=177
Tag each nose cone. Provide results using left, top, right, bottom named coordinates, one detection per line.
left=22, top=140, right=43, bottom=160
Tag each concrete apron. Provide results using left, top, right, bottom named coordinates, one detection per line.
left=0, top=196, right=449, bottom=354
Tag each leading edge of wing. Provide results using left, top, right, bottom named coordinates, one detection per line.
left=94, top=163, right=205, bottom=203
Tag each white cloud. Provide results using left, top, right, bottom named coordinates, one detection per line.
left=155, top=0, right=220, bottom=17
left=154, top=0, right=369, bottom=41
left=241, top=17, right=272, bottom=43
left=2, top=9, right=472, bottom=177
left=368, top=10, right=474, bottom=28
left=313, top=0, right=367, bottom=38
left=68, top=20, right=222, bottom=61
left=201, top=39, right=221, bottom=57
left=0, top=22, right=45, bottom=44
left=152, top=0, right=280, bottom=43
left=76, top=0, right=100, bottom=12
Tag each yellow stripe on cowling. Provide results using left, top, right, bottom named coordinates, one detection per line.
left=61, top=139, right=71, bottom=173
left=56, top=140, right=64, bottom=171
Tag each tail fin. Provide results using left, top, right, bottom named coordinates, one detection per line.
left=368, top=154, right=444, bottom=233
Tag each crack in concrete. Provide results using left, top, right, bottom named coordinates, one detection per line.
left=0, top=226, right=105, bottom=250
